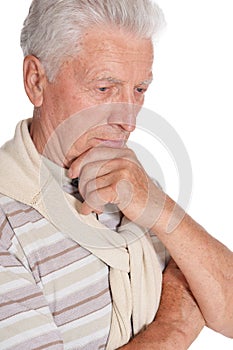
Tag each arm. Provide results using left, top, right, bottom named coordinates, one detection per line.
left=0, top=209, right=63, bottom=349
left=68, top=145, right=233, bottom=338
left=151, top=195, right=233, bottom=338
left=119, top=259, right=205, bottom=350
left=0, top=256, right=64, bottom=349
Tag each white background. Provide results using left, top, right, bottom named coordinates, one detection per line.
left=0, top=1, right=232, bottom=349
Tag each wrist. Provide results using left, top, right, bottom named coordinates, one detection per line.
left=150, top=194, right=186, bottom=236
left=118, top=321, right=187, bottom=350
left=148, top=320, right=187, bottom=350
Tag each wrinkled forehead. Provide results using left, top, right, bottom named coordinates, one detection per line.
left=78, top=25, right=154, bottom=61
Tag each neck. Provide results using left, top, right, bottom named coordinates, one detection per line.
left=30, top=111, right=46, bottom=155
left=30, top=110, right=67, bottom=168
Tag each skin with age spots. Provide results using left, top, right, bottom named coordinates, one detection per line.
left=27, top=25, right=160, bottom=226
left=23, top=21, right=233, bottom=349
left=28, top=26, right=154, bottom=167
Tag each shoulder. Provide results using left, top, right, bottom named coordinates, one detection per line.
left=0, top=194, right=43, bottom=225
left=0, top=194, right=43, bottom=249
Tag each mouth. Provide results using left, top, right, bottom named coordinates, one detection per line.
left=95, top=138, right=127, bottom=148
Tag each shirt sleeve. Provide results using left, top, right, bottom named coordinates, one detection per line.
left=0, top=207, right=64, bottom=350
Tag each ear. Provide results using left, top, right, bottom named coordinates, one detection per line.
left=23, top=55, right=47, bottom=107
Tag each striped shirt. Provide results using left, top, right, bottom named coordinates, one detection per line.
left=0, top=193, right=112, bottom=350
left=0, top=181, right=168, bottom=349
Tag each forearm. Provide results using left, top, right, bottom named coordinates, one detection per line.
left=119, top=260, right=205, bottom=350
left=151, top=194, right=233, bottom=337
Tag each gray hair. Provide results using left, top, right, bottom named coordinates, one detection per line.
left=20, top=0, right=165, bottom=82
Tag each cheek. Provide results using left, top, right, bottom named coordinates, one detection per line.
left=48, top=80, right=86, bottom=119
left=64, top=114, right=98, bottom=153
left=68, top=91, right=97, bottom=117
left=43, top=85, right=74, bottom=123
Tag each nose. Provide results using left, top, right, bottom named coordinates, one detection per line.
left=107, top=89, right=141, bottom=132
left=107, top=102, right=138, bottom=132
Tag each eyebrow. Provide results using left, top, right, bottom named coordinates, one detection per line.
left=92, top=76, right=154, bottom=85
left=95, top=76, right=124, bottom=84
left=138, top=77, right=154, bottom=85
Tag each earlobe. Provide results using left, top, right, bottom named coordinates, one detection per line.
left=23, top=55, right=46, bottom=107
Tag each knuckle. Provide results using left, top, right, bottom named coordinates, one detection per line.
left=86, top=190, right=97, bottom=206
left=85, top=180, right=94, bottom=194
left=119, top=168, right=130, bottom=180
left=81, top=162, right=92, bottom=176
left=124, top=147, right=135, bottom=159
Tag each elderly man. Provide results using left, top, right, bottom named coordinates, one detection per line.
left=0, top=1, right=232, bottom=349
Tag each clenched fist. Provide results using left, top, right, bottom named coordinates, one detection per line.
left=68, top=146, right=166, bottom=229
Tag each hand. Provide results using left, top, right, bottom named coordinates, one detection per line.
left=68, top=146, right=166, bottom=228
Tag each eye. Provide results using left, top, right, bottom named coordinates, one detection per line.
left=98, top=87, right=109, bottom=92
left=135, top=87, right=147, bottom=94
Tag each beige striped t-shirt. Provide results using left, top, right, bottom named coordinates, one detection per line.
left=0, top=180, right=168, bottom=349
left=0, top=193, right=112, bottom=349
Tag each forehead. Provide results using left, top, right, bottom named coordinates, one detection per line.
left=81, top=26, right=153, bottom=55
left=72, top=26, right=154, bottom=81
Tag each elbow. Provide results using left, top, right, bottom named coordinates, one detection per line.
left=204, top=277, right=233, bottom=338
left=205, top=298, right=233, bottom=338
left=207, top=322, right=233, bottom=339
left=215, top=314, right=233, bottom=339
left=222, top=330, right=233, bottom=339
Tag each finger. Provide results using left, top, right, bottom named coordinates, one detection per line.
left=78, top=154, right=143, bottom=196
left=81, top=171, right=119, bottom=199
left=78, top=160, right=126, bottom=197
left=67, top=148, right=91, bottom=178
left=80, top=203, right=104, bottom=216
left=68, top=146, right=134, bottom=179
left=81, top=185, right=118, bottom=215
left=80, top=202, right=95, bottom=216
left=79, top=158, right=146, bottom=208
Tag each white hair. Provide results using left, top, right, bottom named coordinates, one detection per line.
left=20, top=0, right=165, bottom=81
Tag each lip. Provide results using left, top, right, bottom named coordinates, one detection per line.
left=95, top=138, right=126, bottom=148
